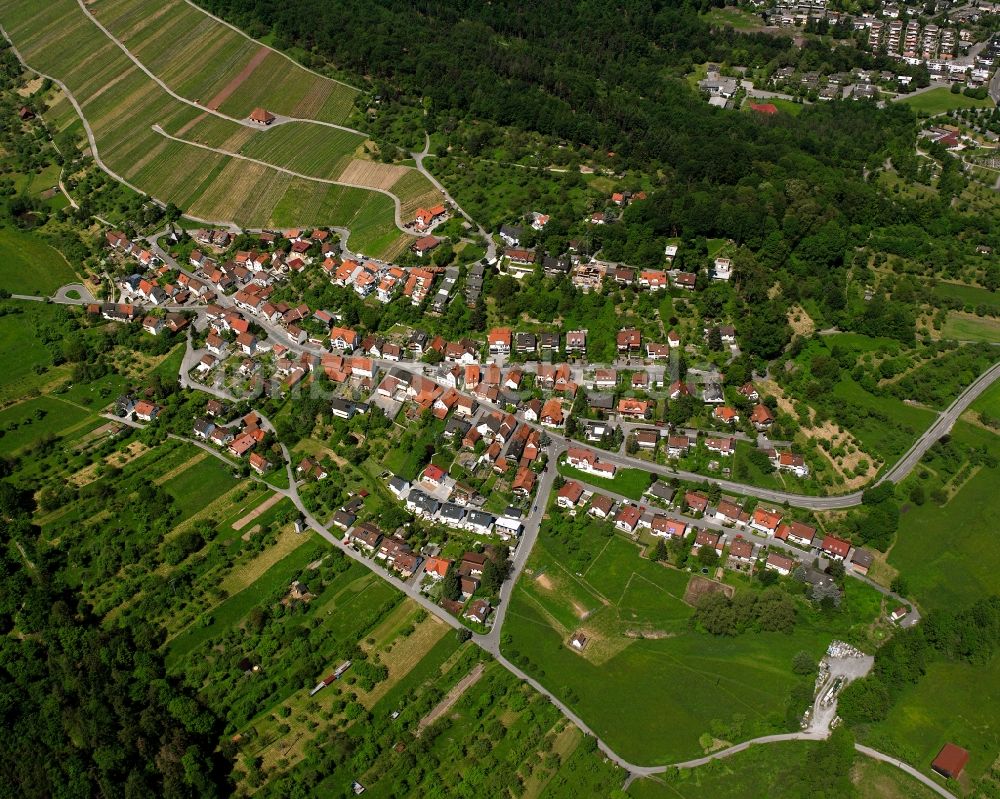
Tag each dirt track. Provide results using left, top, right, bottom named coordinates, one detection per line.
left=232, top=491, right=283, bottom=530
left=205, top=46, right=269, bottom=110
left=416, top=662, right=485, bottom=734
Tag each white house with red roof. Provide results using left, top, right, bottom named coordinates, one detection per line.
left=749, top=507, right=783, bottom=536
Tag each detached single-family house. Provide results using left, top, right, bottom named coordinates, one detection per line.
left=775, top=520, right=816, bottom=547
left=765, top=552, right=796, bottom=576
left=557, top=480, right=585, bottom=510
left=693, top=530, right=723, bottom=557
left=821, top=535, right=852, bottom=561
left=749, top=507, right=783, bottom=536
left=750, top=404, right=774, bottom=430
left=614, top=504, right=642, bottom=534
left=133, top=400, right=160, bottom=422
left=488, top=327, right=512, bottom=355
left=651, top=515, right=687, bottom=538
left=729, top=537, right=756, bottom=565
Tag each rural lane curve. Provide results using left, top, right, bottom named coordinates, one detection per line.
left=170, top=319, right=970, bottom=795
left=151, top=125, right=408, bottom=232
left=411, top=133, right=497, bottom=263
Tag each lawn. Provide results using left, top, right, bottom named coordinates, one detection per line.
left=940, top=312, right=1000, bottom=344
left=0, top=395, right=93, bottom=455
left=888, top=424, right=1000, bottom=613
left=900, top=87, right=995, bottom=115
left=934, top=281, right=1000, bottom=312
left=0, top=225, right=79, bottom=295
left=503, top=519, right=885, bottom=764
left=864, top=654, right=1000, bottom=787
left=160, top=451, right=241, bottom=521
left=557, top=459, right=653, bottom=499
left=626, top=741, right=942, bottom=799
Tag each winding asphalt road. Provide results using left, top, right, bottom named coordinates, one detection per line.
left=411, top=134, right=496, bottom=262
left=151, top=125, right=409, bottom=232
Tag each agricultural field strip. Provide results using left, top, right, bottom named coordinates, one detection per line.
left=0, top=19, right=232, bottom=225
left=171, top=0, right=359, bottom=96
left=151, top=125, right=405, bottom=227
left=2, top=19, right=402, bottom=254
left=0, top=0, right=423, bottom=239
left=79, top=0, right=432, bottom=213
left=77, top=0, right=361, bottom=137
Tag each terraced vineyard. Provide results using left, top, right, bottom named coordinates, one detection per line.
left=0, top=0, right=442, bottom=256
left=90, top=0, right=359, bottom=124
left=86, top=0, right=445, bottom=221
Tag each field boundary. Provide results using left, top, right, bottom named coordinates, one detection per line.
left=416, top=661, right=486, bottom=734
left=205, top=45, right=270, bottom=110
left=178, top=0, right=359, bottom=94
left=151, top=125, right=405, bottom=229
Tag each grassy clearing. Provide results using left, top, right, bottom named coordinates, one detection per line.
left=0, top=301, right=72, bottom=405
left=940, top=312, right=1000, bottom=343
left=0, top=395, right=92, bottom=455
left=864, top=654, right=1000, bottom=787
left=900, top=87, right=995, bottom=115
left=934, top=281, right=1000, bottom=311
left=888, top=424, right=1000, bottom=613
left=504, top=520, right=884, bottom=764
left=160, top=451, right=240, bottom=521
left=971, top=379, right=1000, bottom=419
left=557, top=460, right=653, bottom=499
left=0, top=225, right=79, bottom=294
left=703, top=6, right=763, bottom=29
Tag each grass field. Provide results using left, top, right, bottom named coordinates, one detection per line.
left=0, top=301, right=72, bottom=404
left=703, top=6, right=762, bottom=30
left=971, top=379, right=1000, bottom=419
left=0, top=395, right=93, bottom=455
left=626, top=741, right=942, bottom=798
left=865, top=654, right=1000, bottom=787
left=0, top=0, right=415, bottom=258
left=0, top=225, right=79, bottom=294
left=900, top=87, right=995, bottom=115
left=934, top=281, right=1000, bottom=311
left=504, top=521, right=884, bottom=764
left=160, top=451, right=241, bottom=522
left=888, top=423, right=1000, bottom=613
left=940, top=312, right=1000, bottom=343
left=557, top=459, right=653, bottom=499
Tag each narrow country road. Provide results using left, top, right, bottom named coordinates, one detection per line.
left=170, top=366, right=958, bottom=794
left=411, top=133, right=496, bottom=263
left=855, top=744, right=958, bottom=799
left=151, top=125, right=408, bottom=232
left=0, top=26, right=245, bottom=232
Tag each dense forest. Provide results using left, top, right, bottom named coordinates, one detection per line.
left=0, top=485, right=227, bottom=798
left=198, top=0, right=797, bottom=163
